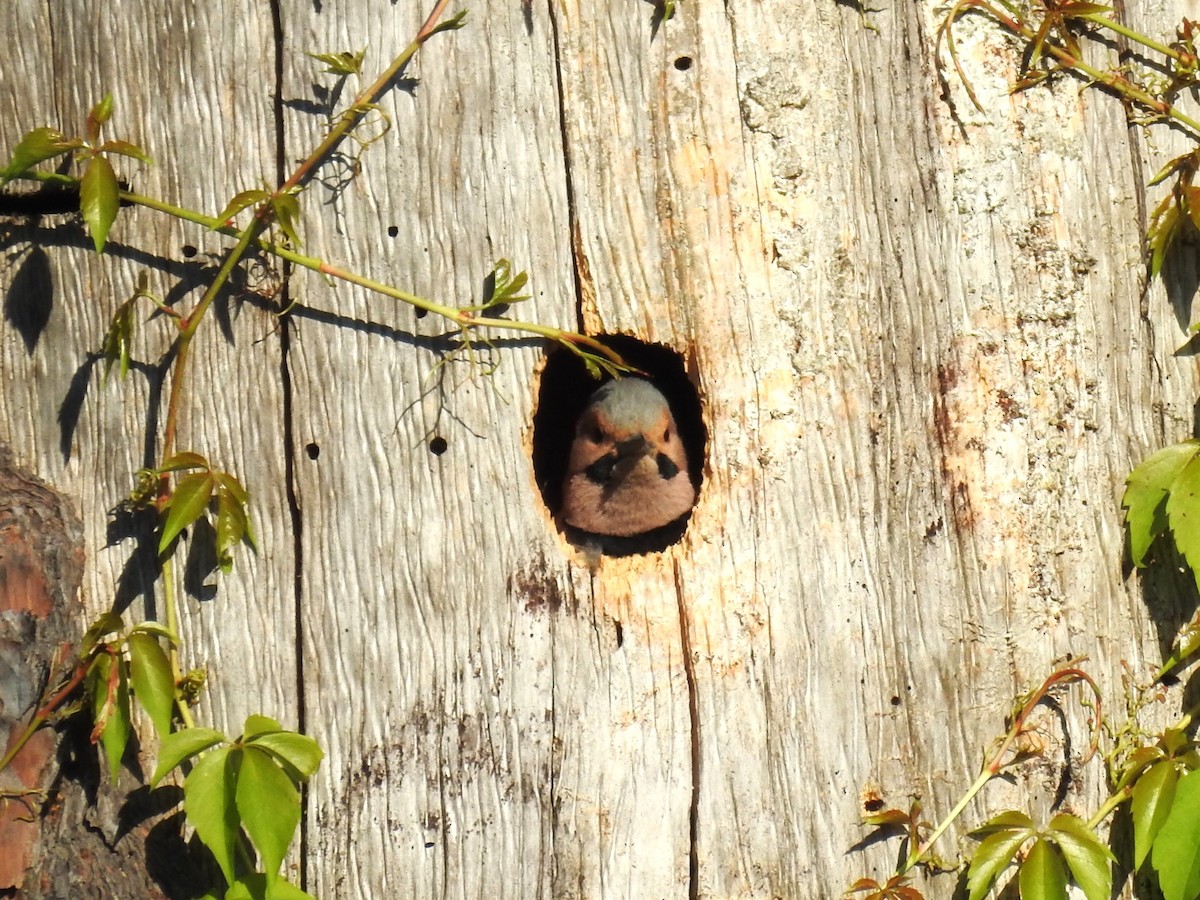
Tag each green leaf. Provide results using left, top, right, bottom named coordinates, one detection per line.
left=484, top=259, right=531, bottom=307
left=88, top=652, right=131, bottom=783
left=972, top=810, right=1036, bottom=834
left=1162, top=726, right=1195, bottom=757
left=184, top=745, right=239, bottom=886
left=1124, top=441, right=1199, bottom=566
left=1116, top=745, right=1165, bottom=791
left=655, top=0, right=677, bottom=27
left=306, top=48, right=366, bottom=76
left=1159, top=615, right=1200, bottom=680
left=158, top=471, right=216, bottom=555
left=1152, top=768, right=1200, bottom=900
left=242, top=715, right=282, bottom=740
left=428, top=9, right=468, bottom=35
left=151, top=726, right=227, bottom=786
left=80, top=155, right=120, bottom=253
left=226, top=875, right=316, bottom=900
left=1046, top=813, right=1113, bottom=900
left=127, top=632, right=175, bottom=741
left=236, top=746, right=300, bottom=881
left=246, top=731, right=324, bottom=780
left=80, top=611, right=125, bottom=655
left=1150, top=193, right=1183, bottom=279
left=130, top=620, right=179, bottom=644
left=1165, top=449, right=1200, bottom=591
left=1019, top=837, right=1068, bottom=900
left=968, top=823, right=1033, bottom=900
left=1133, top=760, right=1178, bottom=869
left=2, top=127, right=81, bottom=183
left=86, top=94, right=114, bottom=142
left=214, top=470, right=249, bottom=505
left=266, top=877, right=316, bottom=900
left=270, top=192, right=302, bottom=248
left=861, top=807, right=916, bottom=828
left=157, top=451, right=210, bottom=474
left=1150, top=151, right=1198, bottom=187
left=216, top=486, right=249, bottom=573
left=1187, top=187, right=1200, bottom=234
left=216, top=188, right=270, bottom=225
left=101, top=298, right=137, bottom=382
left=98, top=139, right=152, bottom=165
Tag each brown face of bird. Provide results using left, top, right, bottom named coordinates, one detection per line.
left=560, top=379, right=696, bottom=538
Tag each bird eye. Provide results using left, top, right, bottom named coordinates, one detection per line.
left=663, top=427, right=671, bottom=442
left=587, top=425, right=605, bottom=443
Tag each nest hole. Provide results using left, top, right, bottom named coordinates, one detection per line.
left=532, top=335, right=705, bottom=555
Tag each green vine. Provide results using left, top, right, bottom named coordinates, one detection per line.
left=0, top=2, right=634, bottom=897
left=849, top=4, right=1200, bottom=899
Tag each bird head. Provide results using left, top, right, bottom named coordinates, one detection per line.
left=560, top=378, right=696, bottom=538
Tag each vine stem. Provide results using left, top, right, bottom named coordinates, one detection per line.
left=1087, top=785, right=1132, bottom=830
left=12, top=0, right=624, bottom=374
left=1080, top=13, right=1190, bottom=64
left=15, top=173, right=630, bottom=372
left=152, top=0, right=459, bottom=725
left=279, top=0, right=452, bottom=194
left=159, top=558, right=195, bottom=729
left=163, top=0, right=457, bottom=457
left=0, top=654, right=90, bottom=774
left=898, top=666, right=1100, bottom=875
left=941, top=0, right=1200, bottom=138
left=899, top=768, right=994, bottom=875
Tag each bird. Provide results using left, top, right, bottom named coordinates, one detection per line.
left=560, top=378, right=696, bottom=547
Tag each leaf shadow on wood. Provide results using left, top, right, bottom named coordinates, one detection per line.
left=2, top=219, right=262, bottom=466
left=43, top=713, right=213, bottom=899
left=283, top=76, right=417, bottom=203
left=183, top=516, right=219, bottom=602
left=1160, top=234, right=1200, bottom=333
left=1038, top=695, right=1073, bottom=811
left=106, top=503, right=162, bottom=619
left=1129, top=541, right=1200, bottom=667
left=289, top=298, right=545, bottom=425
left=3, top=244, right=53, bottom=353
left=142, top=810, right=221, bottom=900
left=57, top=351, right=168, bottom=466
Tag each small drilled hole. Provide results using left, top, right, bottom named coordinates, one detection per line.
left=387, top=225, right=399, bottom=237
left=305, top=442, right=320, bottom=460
left=429, top=436, right=448, bottom=455
left=890, top=695, right=901, bottom=707
left=415, top=308, right=428, bottom=319
left=674, top=56, right=692, bottom=71
left=181, top=245, right=198, bottom=258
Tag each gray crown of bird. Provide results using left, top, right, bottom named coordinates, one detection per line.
left=561, top=378, right=696, bottom=537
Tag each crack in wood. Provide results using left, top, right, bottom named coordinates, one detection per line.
left=673, top=559, right=700, bottom=900
left=546, top=0, right=590, bottom=337
left=268, top=0, right=310, bottom=889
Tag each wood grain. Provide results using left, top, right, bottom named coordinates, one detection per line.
left=3, top=0, right=1198, bottom=896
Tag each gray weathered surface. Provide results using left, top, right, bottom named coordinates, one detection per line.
left=2, top=0, right=1198, bottom=896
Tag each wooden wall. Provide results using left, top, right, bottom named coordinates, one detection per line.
left=2, top=0, right=1196, bottom=895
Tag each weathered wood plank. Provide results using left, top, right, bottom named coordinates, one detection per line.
left=5, top=0, right=1200, bottom=896
left=0, top=0, right=296, bottom=809
left=277, top=2, right=600, bottom=897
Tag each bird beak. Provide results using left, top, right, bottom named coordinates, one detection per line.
left=611, top=435, right=651, bottom=480
left=615, top=435, right=650, bottom=459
